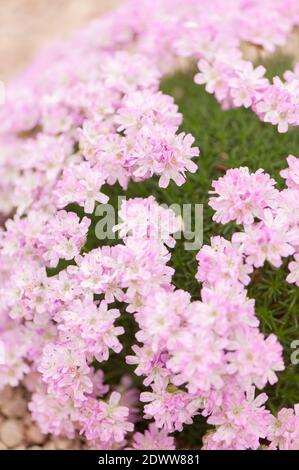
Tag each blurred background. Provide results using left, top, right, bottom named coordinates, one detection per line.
left=0, top=0, right=121, bottom=81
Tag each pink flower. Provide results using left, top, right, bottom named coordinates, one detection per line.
left=226, top=329, right=284, bottom=389
left=1, top=0, right=299, bottom=451
left=114, top=196, right=182, bottom=247
left=133, top=128, right=199, bottom=188
left=135, top=289, right=189, bottom=352
left=38, top=343, right=93, bottom=404
left=255, top=78, right=298, bottom=133
left=0, top=328, right=30, bottom=388
left=58, top=298, right=124, bottom=362
left=194, top=59, right=232, bottom=103
left=233, top=208, right=295, bottom=268
left=167, top=328, right=227, bottom=394
left=267, top=406, right=299, bottom=450
left=196, top=237, right=253, bottom=287
left=141, top=380, right=201, bottom=433
left=205, top=387, right=271, bottom=450
left=126, top=344, right=169, bottom=387
left=29, top=392, right=77, bottom=439
left=229, top=61, right=268, bottom=108
left=40, top=210, right=91, bottom=267
left=79, top=393, right=133, bottom=444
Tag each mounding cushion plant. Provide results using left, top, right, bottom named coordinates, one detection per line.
left=0, top=0, right=299, bottom=450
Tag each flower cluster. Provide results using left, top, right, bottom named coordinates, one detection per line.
left=0, top=0, right=298, bottom=451
left=188, top=0, right=299, bottom=133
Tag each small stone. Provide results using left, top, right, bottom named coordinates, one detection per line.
left=25, top=424, right=45, bottom=445
left=0, top=419, right=24, bottom=448
left=43, top=441, right=56, bottom=450
left=0, top=442, right=7, bottom=450
left=14, top=445, right=26, bottom=450
left=28, top=445, right=42, bottom=450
